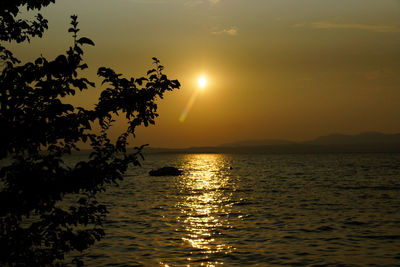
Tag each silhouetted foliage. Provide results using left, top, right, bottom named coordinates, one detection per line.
left=0, top=2, right=180, bottom=265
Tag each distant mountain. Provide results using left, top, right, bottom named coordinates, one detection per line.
left=220, top=139, right=295, bottom=147
left=307, top=132, right=400, bottom=145
left=142, top=132, right=400, bottom=154
left=221, top=132, right=400, bottom=147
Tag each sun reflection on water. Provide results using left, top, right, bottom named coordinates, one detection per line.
left=177, top=154, right=236, bottom=265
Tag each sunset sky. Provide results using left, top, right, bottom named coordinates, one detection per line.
left=9, top=0, right=400, bottom=148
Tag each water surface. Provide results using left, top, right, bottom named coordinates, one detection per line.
left=76, top=153, right=400, bottom=266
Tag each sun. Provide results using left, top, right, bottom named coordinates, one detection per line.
left=198, top=76, right=207, bottom=89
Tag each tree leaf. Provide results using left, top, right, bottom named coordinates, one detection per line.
left=77, top=37, right=95, bottom=46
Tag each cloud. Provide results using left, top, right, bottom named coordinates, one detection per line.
left=127, top=0, right=170, bottom=3
left=128, top=0, right=220, bottom=5
left=364, top=70, right=381, bottom=80
left=184, top=0, right=220, bottom=6
left=212, top=27, right=239, bottom=36
left=294, top=22, right=400, bottom=33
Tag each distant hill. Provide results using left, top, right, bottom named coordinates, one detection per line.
left=306, top=132, right=400, bottom=145
left=220, top=132, right=400, bottom=147
left=220, top=139, right=295, bottom=147
left=142, top=132, right=400, bottom=154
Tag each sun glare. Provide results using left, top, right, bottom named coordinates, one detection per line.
left=179, top=75, right=209, bottom=122
left=198, top=77, right=207, bottom=89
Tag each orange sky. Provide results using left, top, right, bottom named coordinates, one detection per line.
left=7, top=0, right=400, bottom=148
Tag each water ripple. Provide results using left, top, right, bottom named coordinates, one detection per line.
left=76, top=153, right=400, bottom=266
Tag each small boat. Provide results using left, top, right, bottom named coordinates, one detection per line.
left=149, top=166, right=182, bottom=176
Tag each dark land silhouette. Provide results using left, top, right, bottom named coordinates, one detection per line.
left=0, top=2, right=180, bottom=265
left=143, top=132, right=400, bottom=154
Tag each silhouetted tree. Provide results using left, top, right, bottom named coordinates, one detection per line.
left=0, top=1, right=180, bottom=265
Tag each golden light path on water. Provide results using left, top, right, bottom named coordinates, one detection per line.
left=174, top=154, right=236, bottom=266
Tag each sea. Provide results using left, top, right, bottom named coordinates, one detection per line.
left=71, top=153, right=400, bottom=266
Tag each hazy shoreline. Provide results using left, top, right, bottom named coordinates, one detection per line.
left=142, top=144, right=400, bottom=154
left=70, top=132, right=400, bottom=155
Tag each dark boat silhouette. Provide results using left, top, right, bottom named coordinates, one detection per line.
left=149, top=166, right=182, bottom=176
